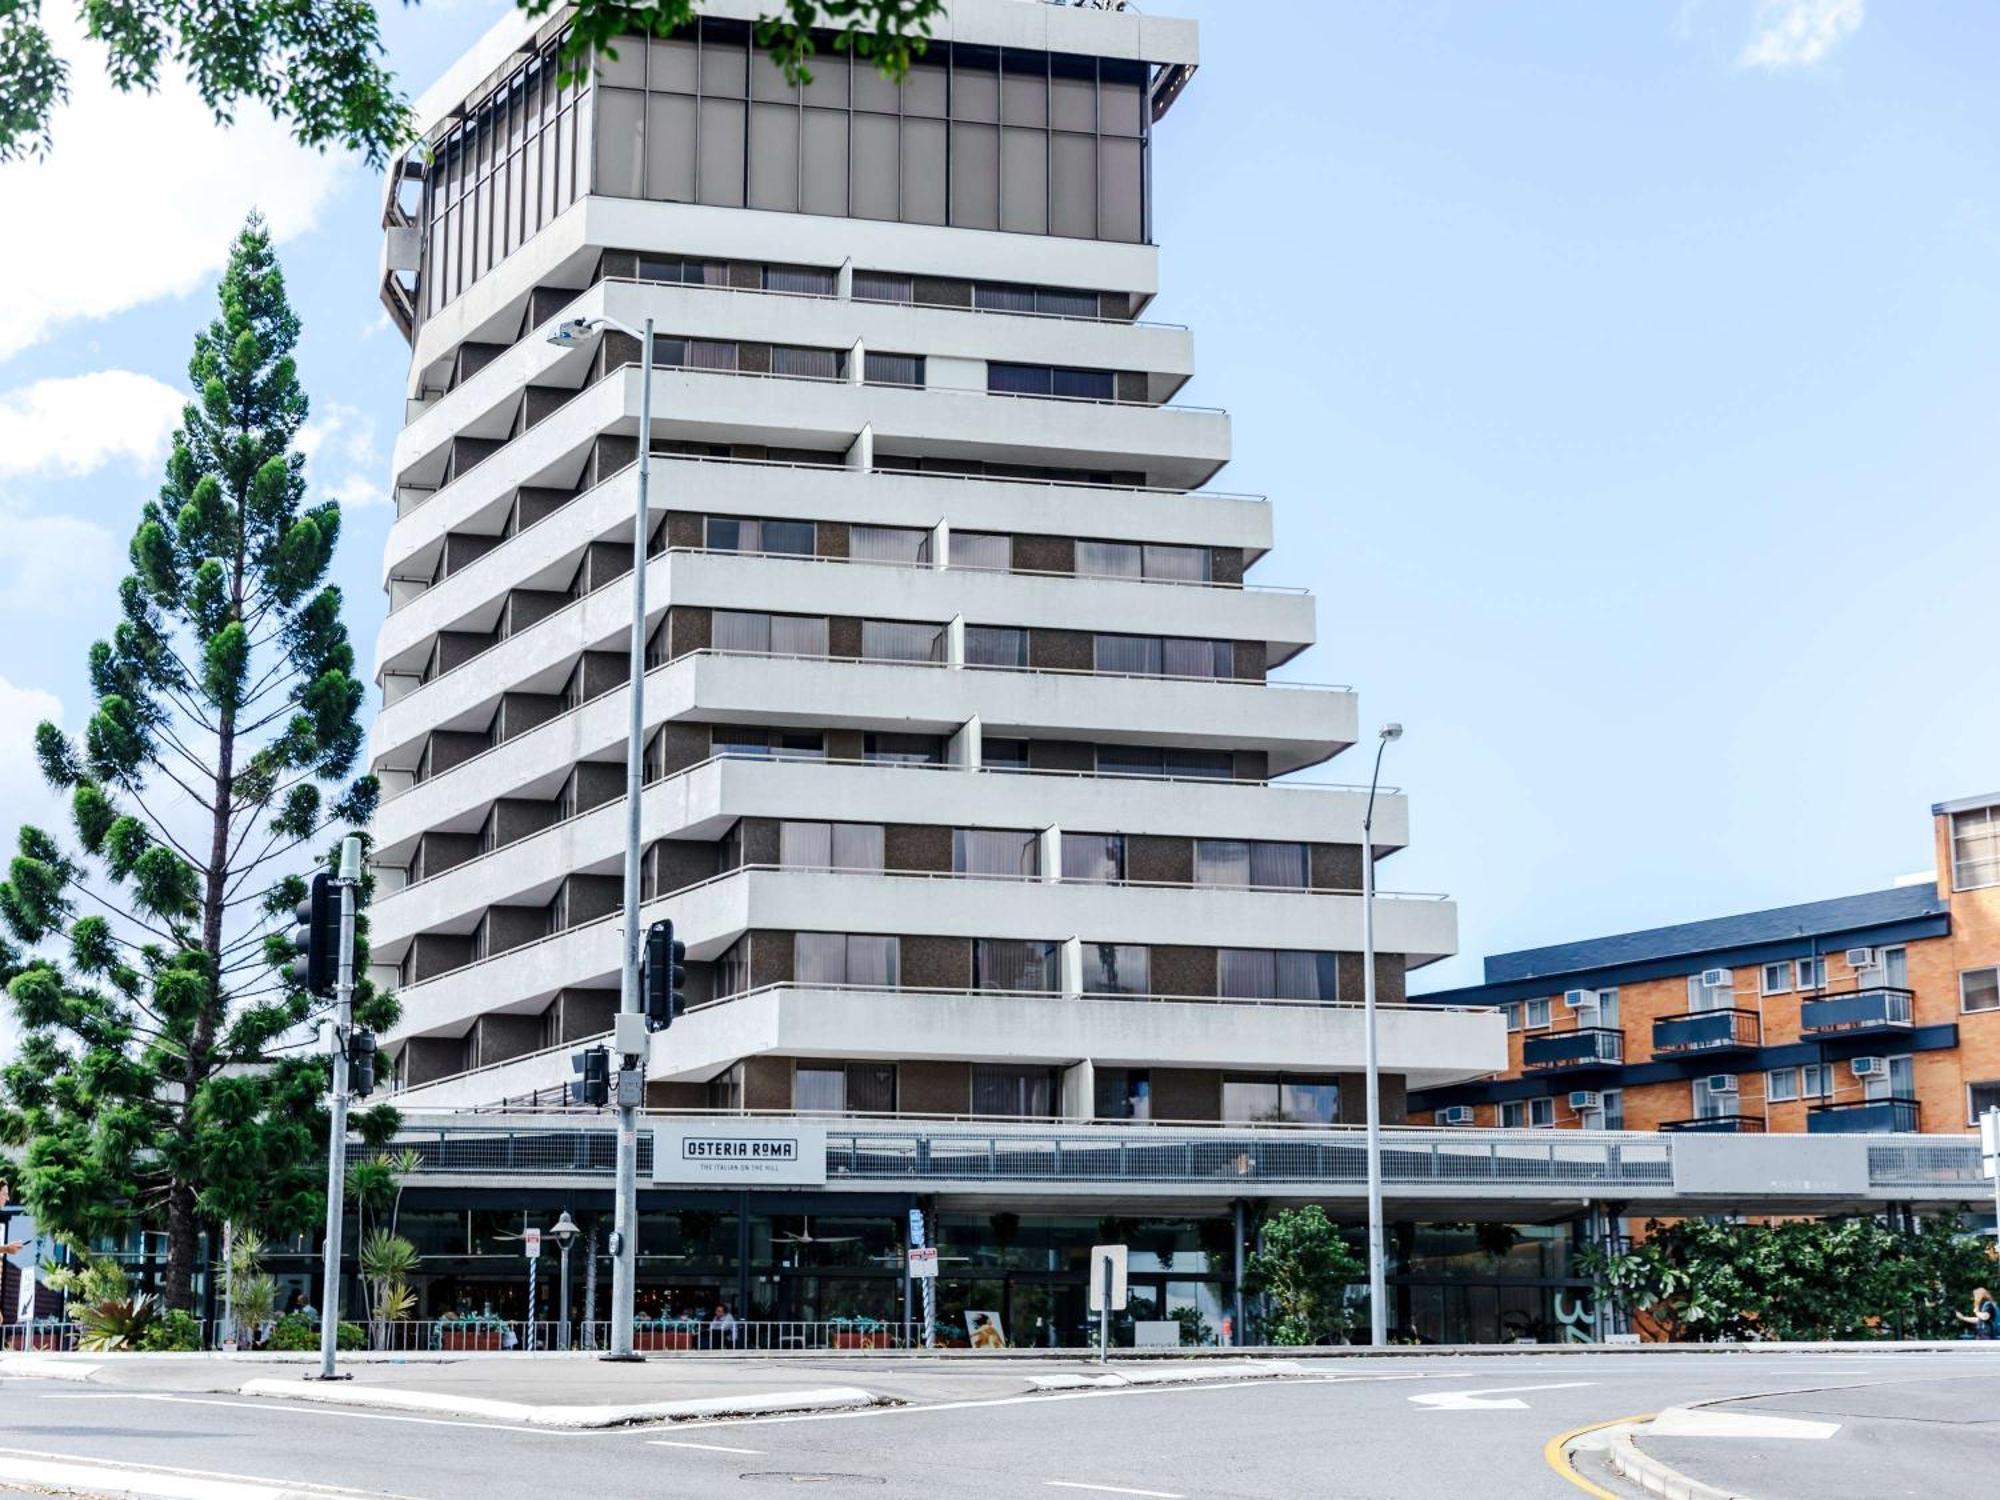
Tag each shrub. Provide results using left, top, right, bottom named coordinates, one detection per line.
left=267, top=1312, right=364, bottom=1351
left=136, top=1308, right=205, bottom=1352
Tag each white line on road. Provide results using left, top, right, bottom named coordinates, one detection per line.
left=648, top=1439, right=768, bottom=1454
left=706, top=1371, right=1447, bottom=1429
left=1409, top=1381, right=1596, bottom=1411
left=1046, top=1482, right=1185, bottom=1498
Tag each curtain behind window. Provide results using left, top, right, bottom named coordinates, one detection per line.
left=851, top=526, right=932, bottom=565
left=862, top=620, right=944, bottom=662
left=974, top=938, right=1058, bottom=992
left=954, top=828, right=1039, bottom=878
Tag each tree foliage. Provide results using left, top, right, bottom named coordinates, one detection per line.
left=0, top=217, right=397, bottom=1311
left=0, top=0, right=943, bottom=165
left=1581, top=1216, right=1995, bottom=1342
left=1243, top=1205, right=1365, bottom=1346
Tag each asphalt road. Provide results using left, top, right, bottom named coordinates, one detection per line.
left=4, top=1349, right=1999, bottom=1498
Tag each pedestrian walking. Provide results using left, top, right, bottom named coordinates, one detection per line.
left=1956, top=1287, right=1998, bottom=1339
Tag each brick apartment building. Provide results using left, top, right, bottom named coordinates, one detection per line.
left=1409, top=792, right=2000, bottom=1137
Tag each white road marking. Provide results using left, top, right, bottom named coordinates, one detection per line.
left=1045, top=1483, right=1185, bottom=1498
left=1648, top=1408, right=1839, bottom=1440
left=1409, top=1381, right=1596, bottom=1411
left=704, top=1371, right=1448, bottom=1428
left=648, top=1439, right=767, bottom=1454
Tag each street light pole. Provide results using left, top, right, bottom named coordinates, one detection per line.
left=315, top=834, right=363, bottom=1379
left=547, top=312, right=654, bottom=1362
left=550, top=1210, right=579, bottom=1352
left=1362, top=723, right=1402, bottom=1348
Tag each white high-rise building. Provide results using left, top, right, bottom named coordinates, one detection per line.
left=367, top=0, right=1493, bottom=1134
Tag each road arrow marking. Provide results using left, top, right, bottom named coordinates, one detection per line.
left=1410, top=1381, right=1596, bottom=1411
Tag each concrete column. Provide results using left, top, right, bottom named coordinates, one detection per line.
left=848, top=336, right=866, bottom=385
left=946, top=716, right=982, bottom=769
left=932, top=519, right=950, bottom=570
left=1061, top=1059, right=1095, bottom=1120
left=837, top=257, right=853, bottom=300
left=946, top=614, right=965, bottom=668
left=1039, top=825, right=1063, bottom=884
left=1060, top=936, right=1083, bottom=998
left=846, top=423, right=873, bottom=472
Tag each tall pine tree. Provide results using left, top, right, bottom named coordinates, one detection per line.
left=0, top=216, right=396, bottom=1310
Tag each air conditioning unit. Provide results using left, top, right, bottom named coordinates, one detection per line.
left=1846, top=947, right=1879, bottom=970
left=1700, top=968, right=1733, bottom=989
left=1705, top=1075, right=1738, bottom=1095
left=1438, top=1105, right=1475, bottom=1126
left=1562, top=988, right=1598, bottom=1011
left=1567, top=1090, right=1601, bottom=1111
left=1851, top=1056, right=1886, bottom=1079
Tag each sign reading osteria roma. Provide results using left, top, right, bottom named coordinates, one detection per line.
left=651, top=1122, right=828, bottom=1186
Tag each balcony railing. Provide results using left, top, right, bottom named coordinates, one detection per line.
left=1809, top=1098, right=1920, bottom=1134
left=1659, top=1114, right=1767, bottom=1134
left=387, top=1117, right=1679, bottom=1193
left=1520, top=1027, right=1624, bottom=1074
left=1651, top=1008, right=1761, bottom=1058
left=1798, top=987, right=1914, bottom=1039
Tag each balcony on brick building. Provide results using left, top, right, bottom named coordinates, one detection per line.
left=1521, top=1026, right=1624, bottom=1075
left=1651, top=1008, right=1761, bottom=1059
left=1798, top=987, right=1914, bottom=1041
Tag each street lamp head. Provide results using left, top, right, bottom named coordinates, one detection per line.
left=550, top=1209, right=580, bottom=1246
left=1379, top=722, right=1403, bottom=742
left=545, top=317, right=596, bottom=348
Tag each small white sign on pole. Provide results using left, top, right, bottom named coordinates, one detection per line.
left=1087, top=1244, right=1129, bottom=1313
left=523, top=1227, right=542, bottom=1260
left=1980, top=1108, right=1999, bottom=1179
left=908, top=1246, right=939, bottom=1280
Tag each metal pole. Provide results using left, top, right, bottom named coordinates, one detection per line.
left=1985, top=1107, right=2000, bottom=1264
left=316, top=834, right=362, bottom=1379
left=1232, top=1200, right=1246, bottom=1348
left=607, top=317, right=654, bottom=1363
left=560, top=1241, right=572, bottom=1352
left=1098, top=1257, right=1110, bottom=1363
left=527, top=1252, right=538, bottom=1352
left=1363, top=729, right=1396, bottom=1349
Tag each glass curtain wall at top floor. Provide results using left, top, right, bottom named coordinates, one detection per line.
left=590, top=20, right=1151, bottom=242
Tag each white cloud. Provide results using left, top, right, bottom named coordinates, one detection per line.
left=1738, top=0, right=1865, bottom=70
left=0, top=505, right=125, bottom=617
left=300, top=402, right=389, bottom=510
left=0, top=371, right=185, bottom=480
left=0, top=9, right=351, bottom=363
left=0, top=673, right=66, bottom=841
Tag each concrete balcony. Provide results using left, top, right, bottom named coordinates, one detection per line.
left=385, top=865, right=1458, bottom=1039
left=389, top=982, right=1506, bottom=1109
left=382, top=452, right=1275, bottom=610
left=369, top=648, right=1357, bottom=807
left=395, top=275, right=1197, bottom=476
left=376, top=544, right=1318, bottom=686
left=395, top=363, right=1233, bottom=497
left=370, top=753, right=1408, bottom=938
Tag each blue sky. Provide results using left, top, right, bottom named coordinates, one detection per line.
left=0, top=0, right=1992, bottom=995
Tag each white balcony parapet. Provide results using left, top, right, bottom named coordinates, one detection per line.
left=387, top=981, right=1505, bottom=1108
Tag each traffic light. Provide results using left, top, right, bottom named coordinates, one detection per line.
left=571, top=1045, right=610, bottom=1107
left=288, top=873, right=338, bottom=997
left=642, top=920, right=686, bottom=1032
left=348, top=1029, right=378, bottom=1099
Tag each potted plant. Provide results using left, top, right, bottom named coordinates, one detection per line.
left=828, top=1315, right=889, bottom=1350
left=634, top=1314, right=701, bottom=1351
left=435, top=1310, right=510, bottom=1351
left=931, top=1319, right=970, bottom=1349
